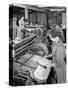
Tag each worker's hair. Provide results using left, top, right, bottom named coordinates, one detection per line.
left=47, top=28, right=65, bottom=42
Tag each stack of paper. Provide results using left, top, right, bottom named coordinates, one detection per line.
left=34, top=65, right=50, bottom=80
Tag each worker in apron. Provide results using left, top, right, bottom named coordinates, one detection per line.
left=16, top=16, right=25, bottom=39
left=46, top=29, right=66, bottom=83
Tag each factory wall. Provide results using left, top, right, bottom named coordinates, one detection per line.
left=48, top=13, right=57, bottom=26
left=29, top=12, right=47, bottom=27
left=48, top=11, right=66, bottom=28
left=29, top=12, right=37, bottom=24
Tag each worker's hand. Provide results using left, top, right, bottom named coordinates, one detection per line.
left=47, top=63, right=56, bottom=68
left=46, top=64, right=51, bottom=68
left=38, top=62, right=47, bottom=69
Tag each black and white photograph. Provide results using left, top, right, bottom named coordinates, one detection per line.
left=9, top=3, right=66, bottom=86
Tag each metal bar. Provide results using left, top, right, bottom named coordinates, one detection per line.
left=16, top=60, right=36, bottom=70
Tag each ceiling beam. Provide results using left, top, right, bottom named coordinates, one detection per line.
left=12, top=4, right=45, bottom=12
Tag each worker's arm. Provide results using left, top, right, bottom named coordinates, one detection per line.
left=44, top=54, right=52, bottom=58
left=38, top=62, right=56, bottom=69
left=47, top=62, right=56, bottom=68
left=38, top=59, right=53, bottom=69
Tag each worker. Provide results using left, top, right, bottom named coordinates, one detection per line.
left=46, top=28, right=66, bottom=83
left=55, top=25, right=65, bottom=42
left=18, top=16, right=25, bottom=28
left=16, top=16, right=25, bottom=40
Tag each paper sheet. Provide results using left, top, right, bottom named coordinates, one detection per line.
left=31, top=55, right=50, bottom=66
left=34, top=65, right=50, bottom=80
